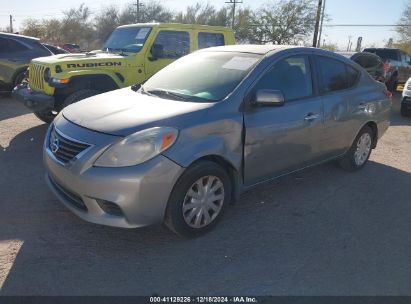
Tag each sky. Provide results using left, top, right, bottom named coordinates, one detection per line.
left=0, top=0, right=408, bottom=49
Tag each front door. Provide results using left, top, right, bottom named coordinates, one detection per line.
left=144, top=30, right=190, bottom=79
left=244, top=55, right=324, bottom=186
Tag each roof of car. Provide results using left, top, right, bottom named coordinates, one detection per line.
left=118, top=23, right=231, bottom=31
left=198, top=44, right=304, bottom=55
left=0, top=32, right=39, bottom=41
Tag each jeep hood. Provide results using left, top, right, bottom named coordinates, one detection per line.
left=62, top=88, right=213, bottom=136
left=32, top=51, right=127, bottom=65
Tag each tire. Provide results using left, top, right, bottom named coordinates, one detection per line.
left=33, top=89, right=101, bottom=124
left=338, top=125, right=374, bottom=172
left=34, top=110, right=57, bottom=123
left=61, top=89, right=101, bottom=108
left=387, top=78, right=397, bottom=93
left=13, top=71, right=27, bottom=87
left=401, top=100, right=410, bottom=117
left=164, top=161, right=231, bottom=238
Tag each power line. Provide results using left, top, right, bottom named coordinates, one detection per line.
left=225, top=0, right=242, bottom=29
left=324, top=24, right=411, bottom=27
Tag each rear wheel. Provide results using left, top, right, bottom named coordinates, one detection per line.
left=387, top=77, right=398, bottom=93
left=164, top=161, right=231, bottom=238
left=338, top=126, right=374, bottom=171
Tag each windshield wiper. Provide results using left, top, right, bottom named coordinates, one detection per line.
left=145, top=89, right=189, bottom=101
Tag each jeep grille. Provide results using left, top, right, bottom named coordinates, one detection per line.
left=29, top=63, right=46, bottom=91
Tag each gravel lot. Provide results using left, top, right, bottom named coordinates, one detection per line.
left=0, top=94, right=410, bottom=296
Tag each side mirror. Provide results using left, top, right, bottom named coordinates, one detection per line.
left=149, top=44, right=164, bottom=61
left=253, top=89, right=285, bottom=107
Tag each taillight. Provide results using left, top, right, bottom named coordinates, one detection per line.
left=384, top=89, right=392, bottom=100
left=383, top=63, right=390, bottom=72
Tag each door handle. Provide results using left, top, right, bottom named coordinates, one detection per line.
left=304, top=113, right=320, bottom=121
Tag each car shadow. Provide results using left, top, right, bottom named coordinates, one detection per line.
left=0, top=96, right=33, bottom=121
left=1, top=123, right=411, bottom=295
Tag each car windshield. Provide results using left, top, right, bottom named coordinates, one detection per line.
left=142, top=52, right=262, bottom=102
left=103, top=27, right=151, bottom=53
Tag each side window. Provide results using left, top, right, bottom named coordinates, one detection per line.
left=7, top=39, right=29, bottom=52
left=198, top=32, right=224, bottom=49
left=0, top=38, right=10, bottom=53
left=253, top=56, right=313, bottom=101
left=152, top=31, right=190, bottom=59
left=318, top=56, right=358, bottom=93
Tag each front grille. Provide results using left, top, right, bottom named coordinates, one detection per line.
left=49, top=127, right=91, bottom=164
left=29, top=63, right=46, bottom=91
left=48, top=175, right=87, bottom=211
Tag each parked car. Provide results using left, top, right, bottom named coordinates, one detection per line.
left=58, top=43, right=82, bottom=53
left=363, top=48, right=411, bottom=92
left=401, top=77, right=411, bottom=116
left=337, top=51, right=385, bottom=82
left=0, top=32, right=52, bottom=93
left=13, top=23, right=235, bottom=123
left=42, top=43, right=69, bottom=55
left=43, top=45, right=391, bottom=237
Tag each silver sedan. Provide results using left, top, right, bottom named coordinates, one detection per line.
left=44, top=45, right=391, bottom=237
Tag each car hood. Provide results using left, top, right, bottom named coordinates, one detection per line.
left=32, top=51, right=127, bottom=65
left=62, top=88, right=214, bottom=136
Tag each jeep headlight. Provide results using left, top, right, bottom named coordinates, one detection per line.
left=43, top=68, right=51, bottom=82
left=94, top=127, right=178, bottom=167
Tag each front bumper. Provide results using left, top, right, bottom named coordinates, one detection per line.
left=12, top=83, right=54, bottom=112
left=44, top=117, right=184, bottom=228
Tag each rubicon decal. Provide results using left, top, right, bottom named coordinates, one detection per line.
left=67, top=62, right=122, bottom=68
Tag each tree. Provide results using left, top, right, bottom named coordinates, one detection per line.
left=60, top=4, right=95, bottom=49
left=95, top=6, right=120, bottom=43
left=397, top=1, right=411, bottom=43
left=21, top=19, right=45, bottom=38
left=253, top=0, right=317, bottom=44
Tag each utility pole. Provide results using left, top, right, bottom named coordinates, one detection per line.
left=134, top=0, right=144, bottom=23
left=9, top=15, right=13, bottom=33
left=312, top=0, right=322, bottom=47
left=225, top=0, right=242, bottom=29
left=317, top=0, right=326, bottom=47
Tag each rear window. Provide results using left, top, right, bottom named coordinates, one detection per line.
left=317, top=56, right=359, bottom=93
left=364, top=49, right=399, bottom=61
left=198, top=32, right=224, bottom=49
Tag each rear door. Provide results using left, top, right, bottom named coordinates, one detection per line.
left=144, top=30, right=190, bottom=78
left=243, top=54, right=324, bottom=185
left=316, top=55, right=364, bottom=157
left=0, top=37, right=30, bottom=87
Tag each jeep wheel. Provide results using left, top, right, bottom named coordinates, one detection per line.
left=62, top=89, right=101, bottom=108
left=34, top=110, right=57, bottom=123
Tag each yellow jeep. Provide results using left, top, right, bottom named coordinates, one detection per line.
left=13, top=23, right=235, bottom=122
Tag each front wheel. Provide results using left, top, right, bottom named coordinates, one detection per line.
left=34, top=110, right=57, bottom=123
left=338, top=126, right=374, bottom=171
left=164, top=161, right=231, bottom=238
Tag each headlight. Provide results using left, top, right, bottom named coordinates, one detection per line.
left=94, top=127, right=178, bottom=167
left=43, top=68, right=51, bottom=82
